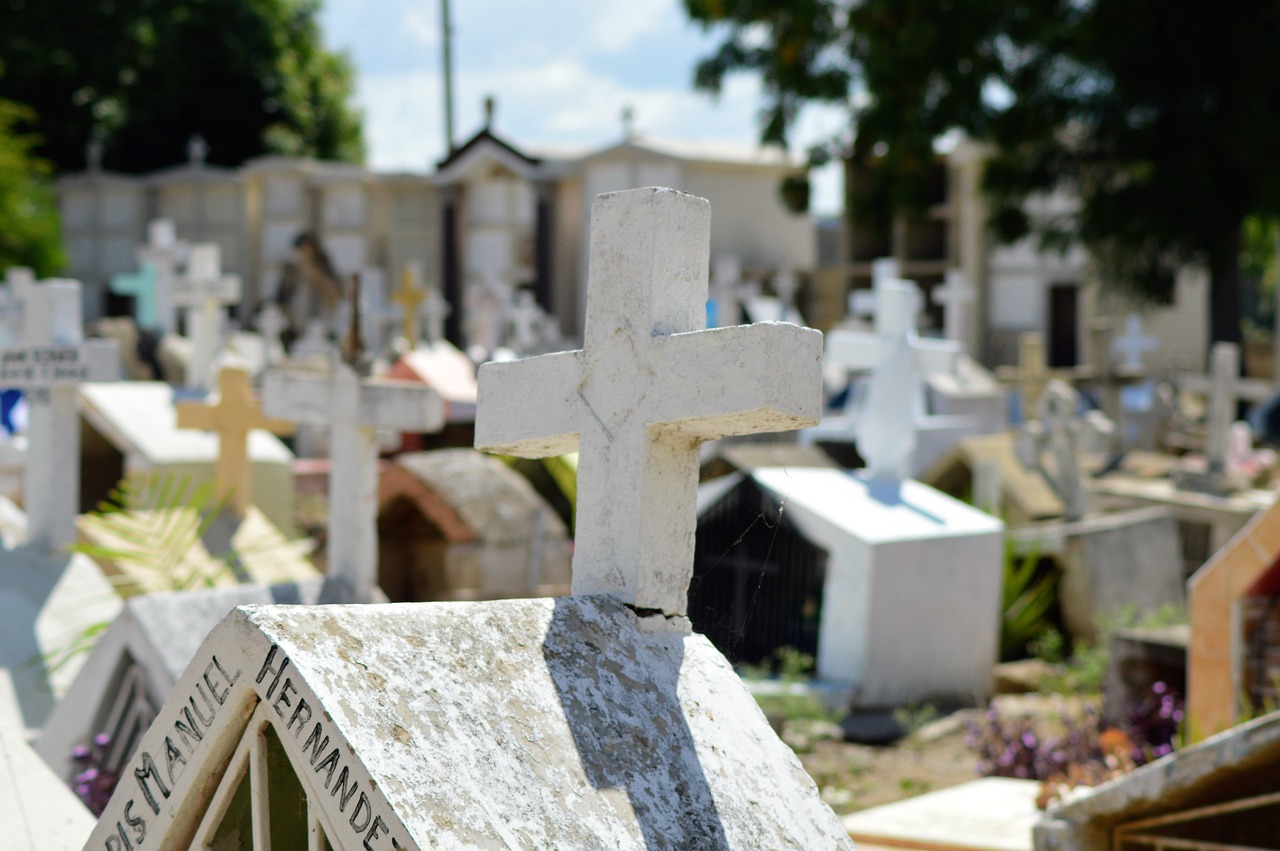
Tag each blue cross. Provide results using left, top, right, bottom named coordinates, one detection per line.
left=110, top=263, right=159, bottom=329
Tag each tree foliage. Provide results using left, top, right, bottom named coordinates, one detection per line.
left=0, top=0, right=363, bottom=174
left=686, top=0, right=1280, bottom=343
left=0, top=93, right=65, bottom=275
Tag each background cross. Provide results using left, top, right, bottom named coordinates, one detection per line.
left=931, top=268, right=975, bottom=349
left=1111, top=313, right=1159, bottom=371
left=475, top=188, right=822, bottom=616
left=175, top=366, right=295, bottom=518
left=1014, top=379, right=1113, bottom=521
left=174, top=243, right=241, bottom=392
left=391, top=263, right=427, bottom=345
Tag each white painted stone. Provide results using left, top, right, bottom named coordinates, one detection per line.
left=288, top=318, right=336, bottom=365
left=0, top=267, right=33, bottom=345
left=932, top=267, right=975, bottom=350
left=421, top=286, right=451, bottom=347
left=0, top=670, right=96, bottom=850
left=464, top=270, right=507, bottom=359
left=1014, top=379, right=1113, bottom=521
left=475, top=188, right=822, bottom=616
left=845, top=777, right=1039, bottom=851
left=507, top=288, right=544, bottom=354
left=926, top=353, right=1010, bottom=435
left=809, top=280, right=962, bottom=486
left=752, top=466, right=1004, bottom=704
left=36, top=578, right=353, bottom=785
left=263, top=363, right=444, bottom=600
left=135, top=218, right=186, bottom=335
left=173, top=243, right=241, bottom=392
left=871, top=256, right=900, bottom=287
left=356, top=268, right=400, bottom=356
left=1111, top=313, right=1158, bottom=371
left=708, top=253, right=744, bottom=327
left=256, top=302, right=287, bottom=369
left=86, top=597, right=854, bottom=849
left=1, top=281, right=119, bottom=550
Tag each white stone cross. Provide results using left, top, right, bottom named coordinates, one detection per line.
left=0, top=267, right=33, bottom=345
left=872, top=256, right=900, bottom=287
left=1201, top=343, right=1246, bottom=475
left=263, top=364, right=444, bottom=601
left=823, top=281, right=960, bottom=486
left=357, top=269, right=401, bottom=357
left=0, top=280, right=119, bottom=549
left=421, top=287, right=451, bottom=347
left=475, top=188, right=823, bottom=616
left=187, top=134, right=208, bottom=167
left=136, top=218, right=186, bottom=335
left=932, top=268, right=975, bottom=349
left=1014, top=379, right=1113, bottom=521
left=465, top=272, right=506, bottom=358
left=708, top=254, right=743, bottom=327
left=257, top=302, right=287, bottom=369
left=289, top=319, right=335, bottom=363
left=1111, top=313, right=1158, bottom=372
left=173, top=244, right=241, bottom=392
left=508, top=289, right=544, bottom=354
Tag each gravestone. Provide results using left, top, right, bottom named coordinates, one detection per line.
left=845, top=777, right=1039, bottom=851
left=0, top=671, right=96, bottom=850
left=263, top=362, right=444, bottom=601
left=926, top=354, right=1009, bottom=436
left=84, top=187, right=851, bottom=850
left=1112, top=313, right=1158, bottom=372
left=420, top=284, right=451, bottom=347
left=806, top=280, right=968, bottom=482
left=1014, top=379, right=1114, bottom=522
left=750, top=465, right=1004, bottom=704
left=37, top=578, right=352, bottom=788
left=356, top=268, right=400, bottom=357
left=476, top=188, right=822, bottom=615
left=464, top=271, right=506, bottom=359
left=932, top=267, right=975, bottom=351
left=507, top=288, right=545, bottom=354
left=1, top=280, right=119, bottom=549
left=134, top=218, right=185, bottom=335
left=173, top=244, right=240, bottom=392
left=175, top=366, right=296, bottom=518
left=390, top=262, right=426, bottom=346
left=288, top=318, right=337, bottom=365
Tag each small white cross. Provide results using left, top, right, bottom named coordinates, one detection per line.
left=465, top=272, right=506, bottom=357
left=872, top=257, right=900, bottom=288
left=932, top=269, right=975, bottom=348
left=822, top=281, right=960, bottom=485
left=1014, top=379, right=1113, bottom=521
left=421, top=288, right=451, bottom=347
left=507, top=290, right=544, bottom=354
left=257, top=302, right=287, bottom=369
left=137, top=219, right=186, bottom=335
left=187, top=134, right=209, bottom=167
left=0, top=280, right=119, bottom=549
left=264, top=363, right=444, bottom=601
left=1111, top=313, right=1159, bottom=372
left=174, top=244, right=241, bottom=392
left=475, top=188, right=822, bottom=616
left=708, top=254, right=743, bottom=327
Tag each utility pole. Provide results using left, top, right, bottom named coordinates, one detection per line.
left=441, top=0, right=455, bottom=156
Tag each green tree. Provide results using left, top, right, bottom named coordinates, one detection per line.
left=686, top=0, right=1280, bottom=344
left=0, top=94, right=65, bottom=275
left=0, top=0, right=363, bottom=174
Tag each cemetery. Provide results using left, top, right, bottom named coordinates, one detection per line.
left=4, top=5, right=1280, bottom=848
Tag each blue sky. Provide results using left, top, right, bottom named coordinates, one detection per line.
left=319, top=0, right=848, bottom=214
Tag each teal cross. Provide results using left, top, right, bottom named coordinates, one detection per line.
left=110, top=263, right=159, bottom=329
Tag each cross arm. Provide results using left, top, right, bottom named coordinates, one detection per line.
left=356, top=380, right=445, bottom=432
left=475, top=350, right=584, bottom=458
left=824, top=329, right=884, bottom=373
left=175, top=400, right=216, bottom=430
left=654, top=322, right=823, bottom=439
left=261, top=370, right=336, bottom=424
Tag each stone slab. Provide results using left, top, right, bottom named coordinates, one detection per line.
left=0, top=671, right=96, bottom=850
left=386, top=342, right=478, bottom=423
left=87, top=596, right=853, bottom=850
left=844, top=777, right=1040, bottom=851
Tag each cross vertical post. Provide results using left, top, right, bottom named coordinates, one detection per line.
left=391, top=264, right=427, bottom=345
left=174, top=244, right=241, bottom=392
left=932, top=268, right=975, bottom=349
left=1016, top=332, right=1049, bottom=419
left=1111, top=313, right=1159, bottom=372
left=475, top=188, right=823, bottom=616
left=136, top=219, right=185, bottom=335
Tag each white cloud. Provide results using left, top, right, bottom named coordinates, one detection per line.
left=587, top=0, right=672, bottom=53
left=403, top=7, right=439, bottom=48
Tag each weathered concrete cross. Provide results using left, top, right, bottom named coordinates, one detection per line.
left=173, top=244, right=240, bottom=392
left=823, top=280, right=959, bottom=486
left=1111, top=313, right=1158, bottom=372
left=0, top=280, right=119, bottom=549
left=175, top=366, right=295, bottom=518
left=475, top=188, right=823, bottom=616
left=1014, top=379, right=1113, bottom=521
left=391, top=263, right=426, bottom=345
left=263, top=363, right=443, bottom=601
left=1014, top=331, right=1049, bottom=420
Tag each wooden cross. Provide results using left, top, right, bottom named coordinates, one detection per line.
left=475, top=188, right=823, bottom=617
left=136, top=219, right=185, bottom=335
left=175, top=366, right=295, bottom=518
left=1014, top=379, right=1113, bottom=521
left=1111, top=313, right=1158, bottom=372
left=0, top=280, right=119, bottom=549
left=263, top=363, right=444, bottom=601
left=932, top=268, right=975, bottom=349
left=822, top=280, right=960, bottom=486
left=173, top=244, right=240, bottom=392
left=391, top=263, right=427, bottom=344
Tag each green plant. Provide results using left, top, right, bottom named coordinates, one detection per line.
left=1039, top=605, right=1188, bottom=696
left=1030, top=626, right=1066, bottom=665
left=892, top=702, right=941, bottom=737
left=1001, top=538, right=1058, bottom=660
left=775, top=646, right=816, bottom=682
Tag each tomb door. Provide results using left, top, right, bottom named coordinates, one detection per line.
left=1047, top=282, right=1079, bottom=367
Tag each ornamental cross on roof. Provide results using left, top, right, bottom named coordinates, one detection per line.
left=475, top=187, right=823, bottom=616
